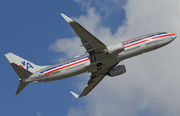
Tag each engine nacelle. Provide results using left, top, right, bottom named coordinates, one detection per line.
left=105, top=43, right=124, bottom=54
left=107, top=65, right=126, bottom=77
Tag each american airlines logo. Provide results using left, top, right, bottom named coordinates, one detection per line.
left=19, top=61, right=33, bottom=70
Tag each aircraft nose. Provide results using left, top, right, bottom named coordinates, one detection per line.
left=171, top=34, right=177, bottom=40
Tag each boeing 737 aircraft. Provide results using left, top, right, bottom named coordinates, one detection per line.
left=5, top=14, right=177, bottom=98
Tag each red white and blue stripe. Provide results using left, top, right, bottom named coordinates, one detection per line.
left=123, top=32, right=175, bottom=49
left=40, top=56, right=90, bottom=75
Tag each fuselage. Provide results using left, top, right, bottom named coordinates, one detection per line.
left=25, top=32, right=176, bottom=83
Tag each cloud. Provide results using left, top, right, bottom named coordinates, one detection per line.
left=74, top=0, right=125, bottom=17
left=50, top=0, right=180, bottom=116
left=36, top=111, right=41, bottom=116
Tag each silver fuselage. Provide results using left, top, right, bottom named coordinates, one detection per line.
left=25, top=32, right=176, bottom=83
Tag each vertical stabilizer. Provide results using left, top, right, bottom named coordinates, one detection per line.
left=5, top=53, right=49, bottom=73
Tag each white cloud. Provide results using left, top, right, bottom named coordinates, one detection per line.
left=50, top=0, right=180, bottom=116
left=36, top=111, right=41, bottom=116
left=49, top=37, right=84, bottom=62
left=74, top=0, right=125, bottom=17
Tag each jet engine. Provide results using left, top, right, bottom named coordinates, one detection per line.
left=104, top=43, right=124, bottom=54
left=107, top=65, right=126, bottom=77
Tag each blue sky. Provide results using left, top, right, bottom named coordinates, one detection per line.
left=0, top=1, right=87, bottom=116
left=1, top=0, right=180, bottom=116
left=0, top=1, right=125, bottom=116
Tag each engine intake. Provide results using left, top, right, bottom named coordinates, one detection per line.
left=104, top=43, right=124, bottom=54
left=107, top=65, right=126, bottom=77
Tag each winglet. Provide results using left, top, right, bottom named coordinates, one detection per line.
left=70, top=91, right=79, bottom=98
left=61, top=13, right=73, bottom=23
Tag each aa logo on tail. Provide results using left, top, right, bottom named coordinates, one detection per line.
left=19, top=61, right=33, bottom=70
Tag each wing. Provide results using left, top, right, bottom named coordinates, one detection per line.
left=70, top=74, right=106, bottom=98
left=61, top=14, right=111, bottom=98
left=61, top=14, right=107, bottom=63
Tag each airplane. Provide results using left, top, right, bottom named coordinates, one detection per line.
left=5, top=14, right=177, bottom=98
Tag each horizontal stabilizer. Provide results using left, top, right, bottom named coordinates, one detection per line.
left=70, top=91, right=79, bottom=98
left=11, top=63, right=32, bottom=79
left=16, top=82, right=29, bottom=95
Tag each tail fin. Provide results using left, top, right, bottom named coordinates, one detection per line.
left=5, top=53, right=48, bottom=73
left=5, top=53, right=49, bottom=95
